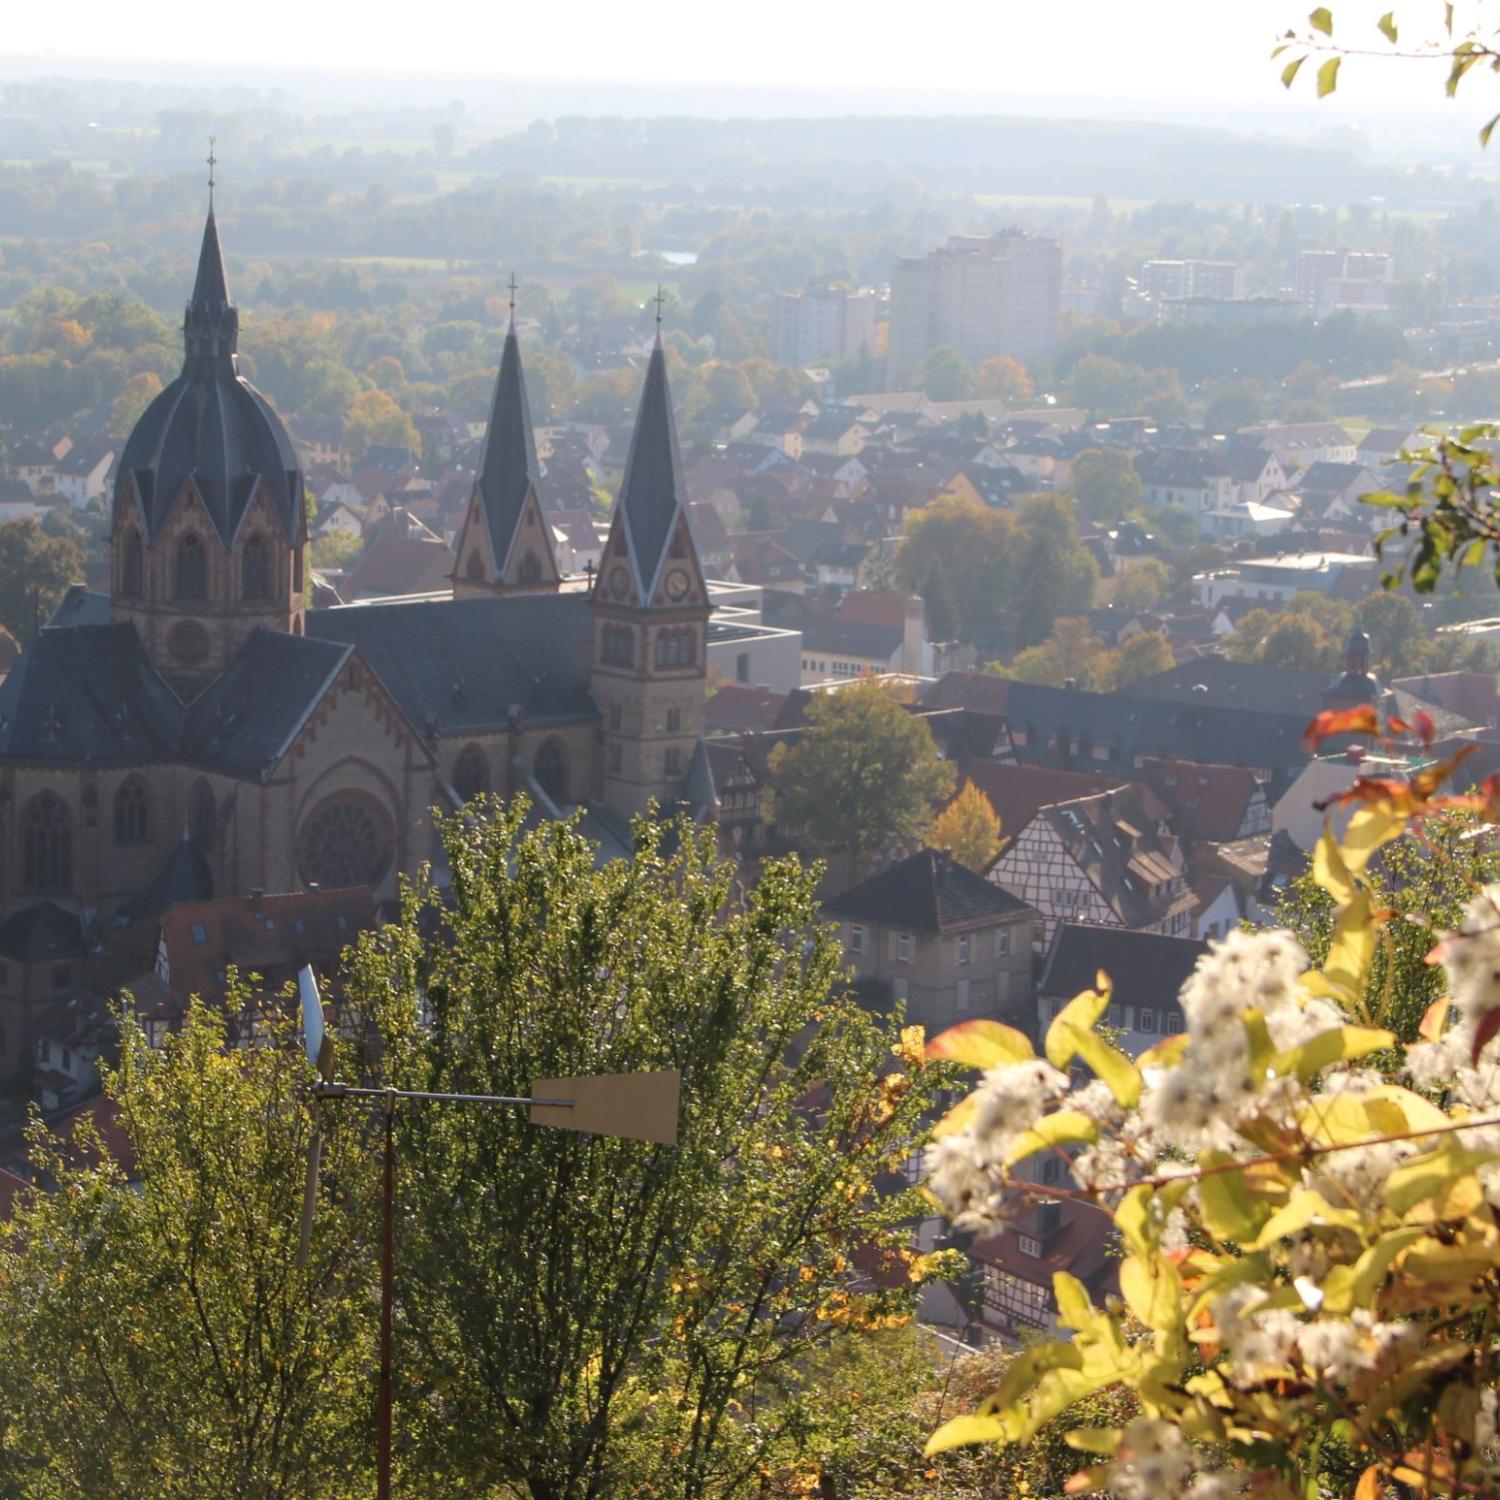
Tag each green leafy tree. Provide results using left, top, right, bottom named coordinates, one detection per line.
left=1007, top=493, right=1100, bottom=650
left=1010, top=616, right=1107, bottom=688
left=1066, top=354, right=1149, bottom=416
left=930, top=780, right=1003, bottom=872
left=343, top=389, right=419, bottom=465
left=0, top=519, right=83, bottom=642
left=1095, top=629, right=1175, bottom=690
left=1071, top=447, right=1142, bottom=524
left=0, top=998, right=377, bottom=1497
left=108, top=370, right=163, bottom=438
left=976, top=354, right=1034, bottom=405
left=921, top=345, right=978, bottom=402
left=897, top=494, right=1012, bottom=647
left=353, top=807, right=954, bottom=1499
left=1256, top=613, right=1334, bottom=671
left=1108, top=558, right=1171, bottom=613
left=770, top=680, right=955, bottom=863
left=918, top=556, right=960, bottom=643
left=1353, top=589, right=1430, bottom=678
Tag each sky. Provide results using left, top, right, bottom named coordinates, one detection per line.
left=0, top=0, right=1487, bottom=135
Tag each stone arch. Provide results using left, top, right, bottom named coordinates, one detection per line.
left=452, top=742, right=489, bottom=801
left=175, top=532, right=207, bottom=600
left=535, top=737, right=568, bottom=803
left=21, top=791, right=73, bottom=893
left=296, top=789, right=395, bottom=891
left=112, top=774, right=150, bottom=846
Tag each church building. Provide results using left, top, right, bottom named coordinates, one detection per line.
left=0, top=202, right=716, bottom=1061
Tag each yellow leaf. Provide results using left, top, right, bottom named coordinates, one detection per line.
left=1276, top=1023, right=1394, bottom=1083
left=926, top=1019, right=1033, bottom=1070
left=1309, top=5, right=1333, bottom=35
left=1197, top=1154, right=1277, bottom=1242
left=1114, top=1185, right=1153, bottom=1258
left=1342, top=804, right=1406, bottom=872
left=1004, top=1109, right=1099, bottom=1167
left=1354, top=1466, right=1381, bottom=1500
left=1045, top=977, right=1112, bottom=1068
left=1322, top=1227, right=1424, bottom=1313
left=1253, top=1188, right=1368, bottom=1248
left=1063, top=1427, right=1122, bottom=1455
left=1057, top=1020, right=1141, bottom=1108
left=1119, top=1254, right=1181, bottom=1332
left=1385, top=1141, right=1495, bottom=1217
left=1136, top=1032, right=1189, bottom=1071
left=1312, top=823, right=1356, bottom=904
left=931, top=1094, right=977, bottom=1139
left=1298, top=1083, right=1448, bottom=1147
left=924, top=1413, right=1007, bottom=1455
left=1319, top=890, right=1377, bottom=1004
left=1053, top=1273, right=1095, bottom=1331
left=1317, top=54, right=1341, bottom=96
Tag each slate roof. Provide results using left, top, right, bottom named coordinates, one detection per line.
left=0, top=901, right=88, bottom=963
left=0, top=624, right=185, bottom=764
left=115, top=835, right=214, bottom=923
left=1040, top=923, right=1207, bottom=1012
left=961, top=761, right=1127, bottom=836
left=475, top=327, right=547, bottom=573
left=704, top=684, right=787, bottom=735
left=616, top=339, right=688, bottom=597
left=308, top=593, right=598, bottom=736
left=115, top=209, right=302, bottom=549
left=800, top=617, right=902, bottom=661
left=182, top=630, right=353, bottom=777
left=823, top=848, right=1033, bottom=934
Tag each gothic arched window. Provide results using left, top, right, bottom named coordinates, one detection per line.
left=122, top=529, right=144, bottom=599
left=602, top=625, right=634, bottom=668
left=518, top=552, right=542, bottom=584
left=655, top=629, right=696, bottom=670
left=453, top=743, right=489, bottom=802
left=242, top=534, right=271, bottom=600
left=190, top=778, right=217, bottom=854
left=113, top=776, right=149, bottom=846
left=175, top=533, right=207, bottom=600
left=22, top=793, right=72, bottom=893
left=535, top=739, right=568, bottom=803
left=466, top=551, right=486, bottom=583
left=297, top=793, right=394, bottom=891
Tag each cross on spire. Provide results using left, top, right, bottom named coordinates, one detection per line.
left=654, top=284, right=666, bottom=335
left=507, top=271, right=518, bottom=321
left=207, top=135, right=217, bottom=208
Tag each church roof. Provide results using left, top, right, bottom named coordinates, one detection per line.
left=182, top=630, right=353, bottom=777
left=616, top=339, right=688, bottom=597
left=0, top=901, right=88, bottom=963
left=114, top=206, right=302, bottom=549
left=307, top=593, right=598, bottom=736
left=475, top=327, right=547, bottom=572
left=0, top=623, right=185, bottom=764
left=115, top=835, right=215, bottom=923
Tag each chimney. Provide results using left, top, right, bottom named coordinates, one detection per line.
left=903, top=593, right=925, bottom=673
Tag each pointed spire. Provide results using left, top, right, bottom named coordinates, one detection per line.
left=183, top=149, right=237, bottom=366
left=474, top=320, right=546, bottom=572
left=615, top=338, right=688, bottom=597
left=191, top=209, right=231, bottom=314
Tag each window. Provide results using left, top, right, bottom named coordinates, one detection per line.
left=190, top=923, right=207, bottom=945
left=664, top=748, right=682, bottom=778
left=22, top=793, right=72, bottom=893
left=666, top=707, right=681, bottom=733
left=465, top=551, right=486, bottom=582
left=736, top=652, right=750, bottom=683
left=453, top=744, right=489, bottom=802
left=608, top=743, right=622, bottom=773
left=1040, top=1156, right=1063, bottom=1185
left=983, top=1266, right=1048, bottom=1328
left=241, top=534, right=271, bottom=600
left=175, top=532, right=207, bottom=600
left=957, top=935, right=971, bottom=966
left=189, top=777, right=217, bottom=853
left=609, top=703, right=622, bottom=731
left=849, top=924, right=864, bottom=954
left=518, top=552, right=543, bottom=584
left=654, top=629, right=696, bottom=669
left=897, top=933, right=911, bottom=963
left=1166, top=1011, right=1184, bottom=1035
left=122, top=529, right=144, bottom=598
left=602, top=625, right=634, bottom=668
left=1017, top=1234, right=1044, bottom=1259
left=995, top=927, right=1012, bottom=959
left=296, top=792, right=395, bottom=891
left=956, top=978, right=970, bottom=1012
left=1139, top=1007, right=1156, bottom=1034
left=535, top=739, right=568, bottom=802
left=113, top=776, right=149, bottom=846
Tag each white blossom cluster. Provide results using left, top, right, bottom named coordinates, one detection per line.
left=1106, top=1418, right=1246, bottom=1500
left=927, top=1058, right=1068, bottom=1229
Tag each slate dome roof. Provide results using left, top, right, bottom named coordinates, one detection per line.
left=115, top=208, right=301, bottom=548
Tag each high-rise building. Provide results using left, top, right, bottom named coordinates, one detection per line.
left=1296, top=250, right=1394, bottom=319
left=886, top=230, right=1061, bottom=389
left=772, top=283, right=879, bottom=367
left=1138, top=259, right=1246, bottom=302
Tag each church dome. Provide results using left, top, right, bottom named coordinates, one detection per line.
left=115, top=209, right=301, bottom=547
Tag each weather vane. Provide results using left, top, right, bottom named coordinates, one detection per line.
left=207, top=135, right=217, bottom=208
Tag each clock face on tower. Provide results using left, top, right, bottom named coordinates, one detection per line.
left=609, top=564, right=631, bottom=600
left=663, top=567, right=690, bottom=601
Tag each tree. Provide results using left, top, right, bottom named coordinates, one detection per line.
left=1071, top=447, right=1141, bottom=524
left=930, top=780, right=1003, bottom=872
left=1007, top=494, right=1100, bottom=650
left=343, top=389, right=419, bottom=465
left=1109, top=557, right=1171, bottom=612
left=1353, top=590, right=1430, bottom=677
left=1066, top=354, right=1149, bottom=416
left=0, top=998, right=377, bottom=1496
left=1202, top=378, right=1263, bottom=433
left=1256, top=613, right=1333, bottom=671
left=1094, top=629, right=1174, bottom=690
left=921, top=346, right=978, bottom=402
left=0, top=519, right=83, bottom=642
left=354, top=807, right=954, bottom=1498
left=897, top=494, right=1012, bottom=647
left=108, top=370, right=163, bottom=437
left=770, top=680, right=955, bottom=864
left=1010, top=616, right=1107, bottom=687
left=918, top=557, right=960, bottom=644
left=917, top=733, right=1500, bottom=1497
left=976, top=355, right=1034, bottom=405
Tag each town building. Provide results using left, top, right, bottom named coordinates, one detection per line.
left=887, top=230, right=1061, bottom=387
left=1296, top=249, right=1394, bottom=320
left=1137, top=259, right=1246, bottom=302
left=772, top=283, right=879, bottom=367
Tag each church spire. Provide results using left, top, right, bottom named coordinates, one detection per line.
left=473, top=318, right=547, bottom=573
left=614, top=335, right=688, bottom=599
left=183, top=145, right=237, bottom=366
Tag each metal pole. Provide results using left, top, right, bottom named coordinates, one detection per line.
left=378, top=1092, right=395, bottom=1500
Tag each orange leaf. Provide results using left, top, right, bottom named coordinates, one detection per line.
left=1065, top=1465, right=1113, bottom=1494
left=1302, top=704, right=1378, bottom=752
left=1414, top=709, right=1436, bottom=747
left=1354, top=1465, right=1381, bottom=1500
left=1410, top=745, right=1476, bottom=800
left=1314, top=777, right=1413, bottom=814
left=1418, top=995, right=1452, bottom=1041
